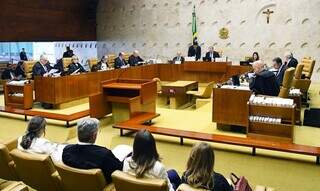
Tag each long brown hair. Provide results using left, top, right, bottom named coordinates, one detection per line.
left=20, top=116, right=46, bottom=149
left=129, top=129, right=160, bottom=177
left=185, top=142, right=215, bottom=189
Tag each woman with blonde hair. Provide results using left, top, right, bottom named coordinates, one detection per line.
left=181, top=142, right=232, bottom=191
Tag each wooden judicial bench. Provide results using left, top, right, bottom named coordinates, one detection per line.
left=89, top=78, right=157, bottom=122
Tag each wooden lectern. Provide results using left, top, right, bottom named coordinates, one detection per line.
left=89, top=79, right=157, bottom=122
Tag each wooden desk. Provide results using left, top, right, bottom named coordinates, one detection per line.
left=89, top=79, right=157, bottom=122
left=161, top=81, right=198, bottom=109
left=34, top=63, right=250, bottom=105
left=4, top=83, right=33, bottom=110
left=212, top=87, right=252, bottom=127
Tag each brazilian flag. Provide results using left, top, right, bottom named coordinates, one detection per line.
left=192, top=6, right=197, bottom=40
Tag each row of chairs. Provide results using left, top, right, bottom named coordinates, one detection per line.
left=2, top=139, right=219, bottom=191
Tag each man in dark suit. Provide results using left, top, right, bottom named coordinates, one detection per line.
left=15, top=61, right=26, bottom=79
left=19, top=48, right=28, bottom=61
left=67, top=55, right=86, bottom=74
left=172, top=51, right=185, bottom=64
left=114, top=52, right=129, bottom=69
left=249, top=61, right=280, bottom=96
left=187, top=38, right=201, bottom=61
left=1, top=63, right=17, bottom=80
left=91, top=55, right=109, bottom=72
left=284, top=52, right=298, bottom=68
left=272, top=57, right=287, bottom=86
left=62, top=118, right=122, bottom=183
left=32, top=54, right=52, bottom=79
left=63, top=46, right=74, bottom=58
left=204, top=46, right=220, bottom=62
left=128, top=50, right=144, bottom=66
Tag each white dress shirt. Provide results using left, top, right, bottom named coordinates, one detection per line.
left=123, top=156, right=174, bottom=191
left=17, top=136, right=65, bottom=162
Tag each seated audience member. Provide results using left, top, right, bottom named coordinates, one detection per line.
left=62, top=118, right=122, bottom=183
left=18, top=116, right=63, bottom=161
left=284, top=52, right=298, bottom=68
left=182, top=142, right=232, bottom=191
left=272, top=57, right=287, bottom=85
left=63, top=46, right=74, bottom=58
left=249, top=61, right=280, bottom=96
left=248, top=52, right=260, bottom=63
left=114, top=52, right=129, bottom=69
left=67, top=55, right=86, bottom=74
left=188, top=37, right=201, bottom=61
left=204, top=46, right=220, bottom=62
left=15, top=61, right=26, bottom=79
left=123, top=129, right=180, bottom=191
left=172, top=51, right=185, bottom=64
left=32, top=54, right=52, bottom=79
left=1, top=63, right=17, bottom=80
left=128, top=50, right=144, bottom=66
left=92, top=55, right=109, bottom=72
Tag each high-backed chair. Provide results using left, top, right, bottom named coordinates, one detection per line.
left=123, top=53, right=130, bottom=62
left=278, top=67, right=295, bottom=98
left=88, top=58, right=98, bottom=70
left=111, top=170, right=168, bottom=191
left=300, top=57, right=316, bottom=79
left=293, top=64, right=312, bottom=95
left=62, top=58, right=73, bottom=71
left=54, top=162, right=114, bottom=191
left=108, top=54, right=116, bottom=68
left=187, top=81, right=215, bottom=99
left=0, top=139, right=19, bottom=181
left=10, top=149, right=62, bottom=191
left=23, top=61, right=37, bottom=79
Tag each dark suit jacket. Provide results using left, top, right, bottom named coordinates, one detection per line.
left=285, top=57, right=298, bottom=68
left=204, top=51, right=220, bottom=62
left=63, top=51, right=74, bottom=58
left=128, top=55, right=143, bottom=66
left=62, top=144, right=122, bottom=183
left=275, top=64, right=287, bottom=86
left=188, top=45, right=201, bottom=61
left=1, top=69, right=15, bottom=80
left=249, top=70, right=280, bottom=96
left=20, top=51, right=28, bottom=61
left=32, top=62, right=52, bottom=79
left=172, top=56, right=185, bottom=64
left=15, top=62, right=26, bottom=78
left=114, top=57, right=128, bottom=69
left=67, top=63, right=86, bottom=74
left=91, top=61, right=109, bottom=72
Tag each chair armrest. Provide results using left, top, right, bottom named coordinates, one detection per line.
left=104, top=183, right=115, bottom=191
left=1, top=182, right=28, bottom=191
left=4, top=139, right=18, bottom=151
left=51, top=171, right=63, bottom=190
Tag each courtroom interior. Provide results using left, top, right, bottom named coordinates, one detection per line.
left=0, top=0, right=320, bottom=191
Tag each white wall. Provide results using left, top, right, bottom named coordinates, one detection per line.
left=33, top=42, right=55, bottom=63
left=97, top=0, right=320, bottom=81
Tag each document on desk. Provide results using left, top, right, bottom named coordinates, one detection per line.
left=221, top=85, right=250, bottom=91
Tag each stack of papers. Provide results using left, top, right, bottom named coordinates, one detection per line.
left=289, top=89, right=302, bottom=96
left=7, top=80, right=29, bottom=86
left=249, top=115, right=282, bottom=124
left=249, top=95, right=294, bottom=107
left=221, top=85, right=250, bottom=91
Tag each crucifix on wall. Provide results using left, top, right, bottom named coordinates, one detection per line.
left=263, top=9, right=274, bottom=24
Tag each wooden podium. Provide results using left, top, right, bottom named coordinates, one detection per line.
left=89, top=79, right=157, bottom=122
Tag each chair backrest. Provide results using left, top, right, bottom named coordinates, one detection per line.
left=300, top=57, right=316, bottom=78
left=111, top=170, right=168, bottom=191
left=123, top=53, right=130, bottom=62
left=88, top=58, right=98, bottom=70
left=55, top=162, right=108, bottom=191
left=201, top=81, right=216, bottom=98
left=0, top=140, right=18, bottom=181
left=23, top=61, right=37, bottom=79
left=10, top=149, right=61, bottom=191
left=62, top=58, right=73, bottom=71
left=278, top=67, right=295, bottom=98
left=294, top=64, right=304, bottom=80
left=177, top=183, right=208, bottom=191
left=108, top=54, right=116, bottom=68
left=1, top=182, right=29, bottom=191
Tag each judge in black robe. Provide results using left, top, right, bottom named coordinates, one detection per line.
left=32, top=55, right=52, bottom=79
left=204, top=46, right=220, bottom=62
left=128, top=50, right=144, bottom=66
left=67, top=56, right=86, bottom=74
left=19, top=48, right=28, bottom=61
left=172, top=52, right=185, bottom=64
left=114, top=52, right=129, bottom=69
left=1, top=64, right=16, bottom=80
left=188, top=38, right=201, bottom=61
left=284, top=52, right=298, bottom=68
left=63, top=47, right=74, bottom=58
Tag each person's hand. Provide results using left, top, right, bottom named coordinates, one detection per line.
left=43, top=73, right=49, bottom=77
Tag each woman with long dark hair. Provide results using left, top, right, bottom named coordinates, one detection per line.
left=181, top=142, right=232, bottom=191
left=123, top=129, right=180, bottom=191
left=18, top=116, right=62, bottom=160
